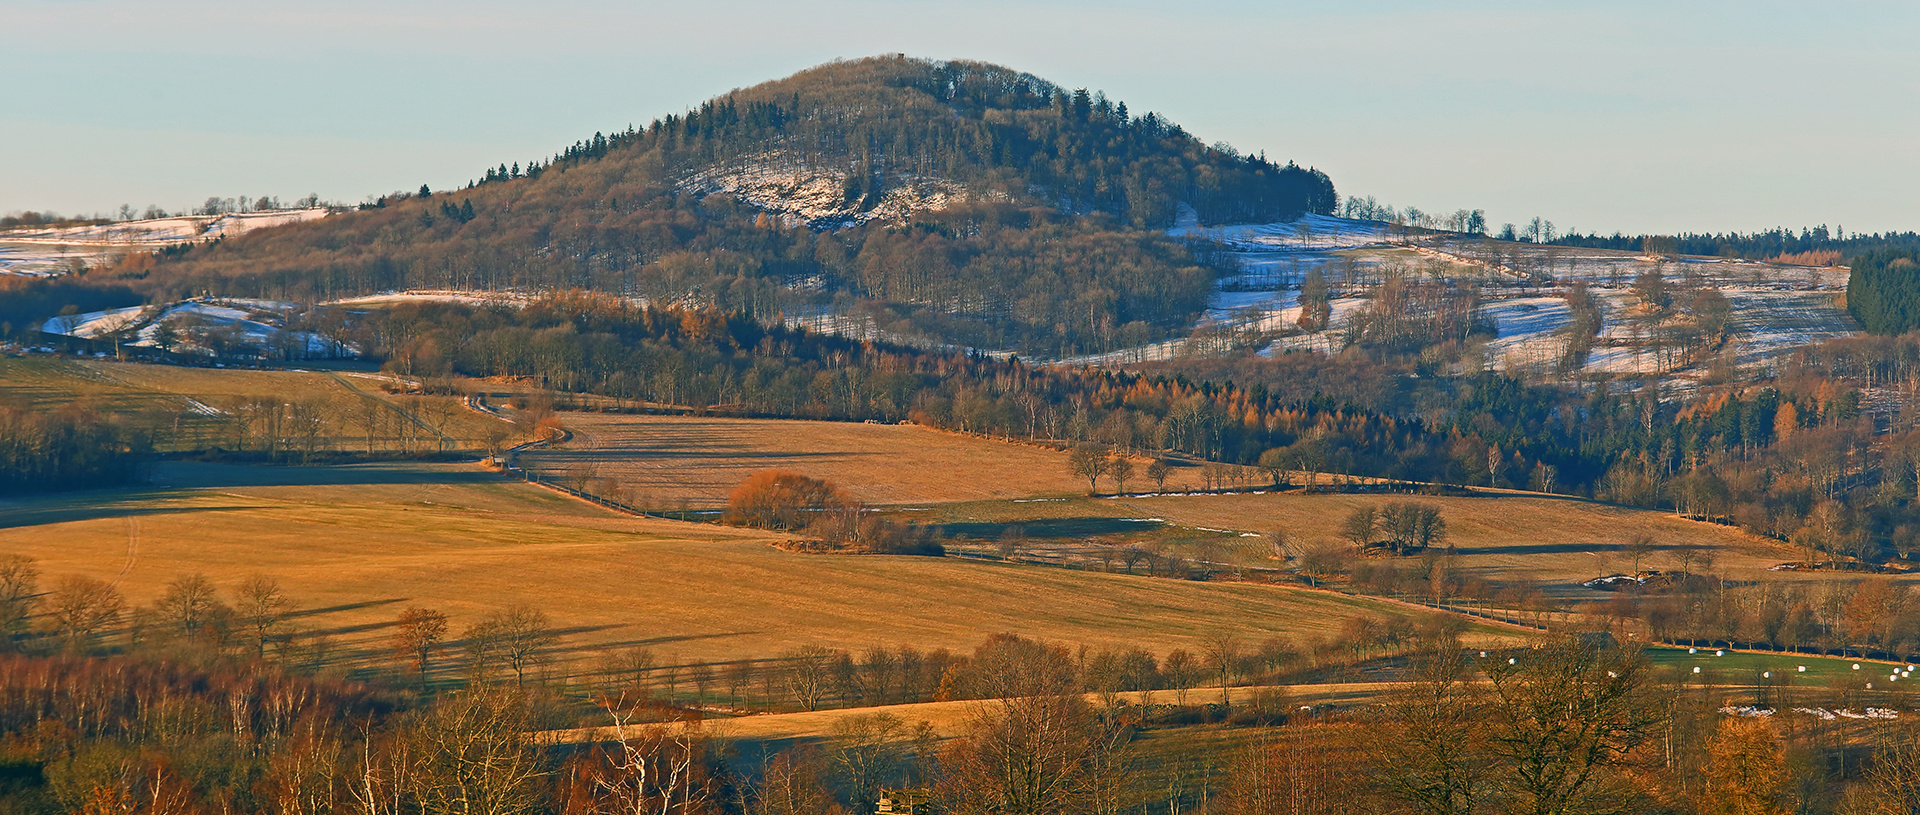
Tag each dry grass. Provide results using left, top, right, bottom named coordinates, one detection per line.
left=518, top=414, right=1109, bottom=508
left=0, top=461, right=1499, bottom=674
left=0, top=358, right=520, bottom=452
left=1114, top=490, right=1804, bottom=586
left=505, top=412, right=1812, bottom=591
left=549, top=682, right=1401, bottom=743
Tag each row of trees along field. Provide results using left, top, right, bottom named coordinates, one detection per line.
left=8, top=556, right=1920, bottom=815
left=94, top=56, right=1333, bottom=357
left=1548, top=223, right=1920, bottom=261
left=0, top=402, right=149, bottom=493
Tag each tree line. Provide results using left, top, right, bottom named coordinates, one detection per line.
left=0, top=401, right=149, bottom=494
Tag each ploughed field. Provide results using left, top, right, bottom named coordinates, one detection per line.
left=0, top=461, right=1476, bottom=676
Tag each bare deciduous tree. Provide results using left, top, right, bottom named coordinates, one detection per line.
left=394, top=606, right=450, bottom=685
left=0, top=555, right=39, bottom=647
left=466, top=605, right=555, bottom=688
left=234, top=574, right=293, bottom=660
left=156, top=572, right=226, bottom=645
left=1107, top=457, right=1135, bottom=495
left=1068, top=446, right=1111, bottom=495
left=783, top=645, right=836, bottom=711
left=45, top=575, right=124, bottom=650
left=403, top=689, right=545, bottom=815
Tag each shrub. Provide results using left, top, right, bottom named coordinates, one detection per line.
left=724, top=470, right=845, bottom=530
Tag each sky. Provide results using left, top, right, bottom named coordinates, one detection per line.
left=4, top=0, right=1915, bottom=236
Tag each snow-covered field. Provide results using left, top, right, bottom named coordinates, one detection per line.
left=0, top=209, right=332, bottom=277
left=1057, top=212, right=1865, bottom=381
left=37, top=298, right=356, bottom=358
left=1169, top=208, right=1393, bottom=250
left=0, top=209, right=330, bottom=247
left=328, top=290, right=539, bottom=308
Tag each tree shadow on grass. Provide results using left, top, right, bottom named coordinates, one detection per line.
left=0, top=502, right=250, bottom=530
left=936, top=516, right=1166, bottom=540
left=152, top=460, right=503, bottom=489
left=285, top=597, right=408, bottom=620
left=1460, top=541, right=1707, bottom=557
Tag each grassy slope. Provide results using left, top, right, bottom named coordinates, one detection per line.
left=513, top=412, right=1810, bottom=591
left=0, top=357, right=517, bottom=450
left=519, top=413, right=1111, bottom=508
left=0, top=461, right=1480, bottom=672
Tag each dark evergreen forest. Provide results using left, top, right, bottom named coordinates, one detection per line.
left=1845, top=249, right=1920, bottom=334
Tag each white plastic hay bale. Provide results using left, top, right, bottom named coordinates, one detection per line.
left=1692, top=666, right=1701, bottom=674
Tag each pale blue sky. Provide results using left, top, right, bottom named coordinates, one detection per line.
left=4, top=0, right=1915, bottom=234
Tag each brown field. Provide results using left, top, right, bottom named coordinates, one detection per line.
left=1119, top=491, right=1804, bottom=587
left=911, top=490, right=1810, bottom=592
left=0, top=357, right=521, bottom=451
left=551, top=682, right=1400, bottom=743
left=517, top=414, right=1109, bottom=508
left=506, top=412, right=1823, bottom=594
left=0, top=461, right=1503, bottom=675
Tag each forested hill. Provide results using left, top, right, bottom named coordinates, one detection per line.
left=113, top=55, right=1336, bottom=357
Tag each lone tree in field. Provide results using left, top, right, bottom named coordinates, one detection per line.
left=1146, top=460, right=1171, bottom=491
left=1107, top=457, right=1135, bottom=495
left=1067, top=446, right=1110, bottom=494
left=725, top=470, right=847, bottom=530
left=393, top=606, right=450, bottom=684
left=233, top=574, right=293, bottom=660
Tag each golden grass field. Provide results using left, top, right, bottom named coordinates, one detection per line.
left=0, top=461, right=1492, bottom=674
left=517, top=414, right=1107, bottom=507
left=510, top=412, right=1825, bottom=592
left=0, top=357, right=520, bottom=451
left=1112, top=490, right=1805, bottom=586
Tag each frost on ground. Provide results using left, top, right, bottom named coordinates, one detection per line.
left=679, top=152, right=974, bottom=229
left=0, top=209, right=332, bottom=277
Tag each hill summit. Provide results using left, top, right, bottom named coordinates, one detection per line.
left=120, top=55, right=1337, bottom=356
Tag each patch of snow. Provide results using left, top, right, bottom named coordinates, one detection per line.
left=39, top=306, right=148, bottom=339
left=680, top=152, right=973, bottom=229
left=1169, top=210, right=1392, bottom=251
left=0, top=209, right=330, bottom=248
